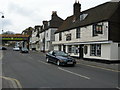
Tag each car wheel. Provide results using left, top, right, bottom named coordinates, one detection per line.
left=46, top=58, right=49, bottom=63
left=57, top=60, right=60, bottom=66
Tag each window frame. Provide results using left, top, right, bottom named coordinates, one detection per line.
left=90, top=44, right=101, bottom=57
left=93, top=23, right=103, bottom=36
left=66, top=34, right=71, bottom=41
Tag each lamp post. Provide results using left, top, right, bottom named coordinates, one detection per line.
left=0, top=12, right=5, bottom=33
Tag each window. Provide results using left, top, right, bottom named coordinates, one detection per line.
left=68, top=45, right=72, bottom=53
left=73, top=46, right=79, bottom=55
left=66, top=34, right=71, bottom=41
left=76, top=28, right=80, bottom=38
left=59, top=32, right=62, bottom=41
left=80, top=14, right=88, bottom=21
left=90, top=44, right=101, bottom=56
left=93, top=23, right=103, bottom=36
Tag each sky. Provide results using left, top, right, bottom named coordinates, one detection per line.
left=0, top=0, right=116, bottom=34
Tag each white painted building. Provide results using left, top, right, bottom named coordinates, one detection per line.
left=39, top=11, right=64, bottom=52
left=29, top=26, right=42, bottom=50
left=53, top=1, right=120, bottom=62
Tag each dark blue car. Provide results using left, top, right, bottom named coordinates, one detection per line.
left=46, top=51, right=76, bottom=66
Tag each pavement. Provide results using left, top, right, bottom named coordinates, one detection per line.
left=1, top=76, right=22, bottom=89
left=76, top=59, right=119, bottom=72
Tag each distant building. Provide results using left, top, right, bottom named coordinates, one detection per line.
left=30, top=11, right=64, bottom=52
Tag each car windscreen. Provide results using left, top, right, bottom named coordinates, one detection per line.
left=22, top=48, right=28, bottom=50
left=55, top=51, right=68, bottom=56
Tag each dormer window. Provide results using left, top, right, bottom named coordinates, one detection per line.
left=80, top=14, right=88, bottom=21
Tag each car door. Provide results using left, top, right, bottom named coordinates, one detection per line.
left=50, top=51, right=57, bottom=63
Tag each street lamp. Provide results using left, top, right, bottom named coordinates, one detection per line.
left=0, top=12, right=5, bottom=33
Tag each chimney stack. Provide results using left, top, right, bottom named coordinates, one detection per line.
left=73, top=0, right=81, bottom=20
left=43, top=21, right=48, bottom=29
left=52, top=11, right=57, bottom=19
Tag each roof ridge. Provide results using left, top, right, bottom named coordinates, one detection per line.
left=81, top=2, right=119, bottom=13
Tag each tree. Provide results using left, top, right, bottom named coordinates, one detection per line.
left=2, top=31, right=15, bottom=35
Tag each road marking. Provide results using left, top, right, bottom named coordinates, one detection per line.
left=38, top=60, right=51, bottom=65
left=116, top=87, right=120, bottom=90
left=58, top=67, right=90, bottom=80
left=0, top=76, right=22, bottom=88
left=77, top=63, right=120, bottom=72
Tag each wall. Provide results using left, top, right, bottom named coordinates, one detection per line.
left=118, top=45, right=120, bottom=60
left=110, top=43, right=119, bottom=60
left=83, top=43, right=119, bottom=61
left=53, top=21, right=109, bottom=45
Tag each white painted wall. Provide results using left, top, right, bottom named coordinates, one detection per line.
left=53, top=22, right=109, bottom=45
left=110, top=43, right=119, bottom=60
left=118, top=46, right=120, bottom=60
left=84, top=43, right=119, bottom=60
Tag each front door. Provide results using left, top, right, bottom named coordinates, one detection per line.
left=79, top=45, right=84, bottom=59
left=63, top=45, right=66, bottom=52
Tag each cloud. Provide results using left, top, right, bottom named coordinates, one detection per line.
left=3, top=19, right=12, bottom=27
left=1, top=0, right=111, bottom=33
left=8, top=2, right=36, bottom=17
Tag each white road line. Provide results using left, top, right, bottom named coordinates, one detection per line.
left=116, top=87, right=120, bottom=90
left=58, top=67, right=90, bottom=80
left=38, top=60, right=51, bottom=65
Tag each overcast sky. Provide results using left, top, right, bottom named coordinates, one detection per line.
left=0, top=0, right=114, bottom=33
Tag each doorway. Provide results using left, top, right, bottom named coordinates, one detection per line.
left=79, top=45, right=84, bottom=59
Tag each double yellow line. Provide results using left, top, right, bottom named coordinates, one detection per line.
left=0, top=76, right=22, bottom=88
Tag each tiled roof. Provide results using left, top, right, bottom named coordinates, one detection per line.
left=40, top=14, right=64, bottom=33
left=55, top=2, right=119, bottom=33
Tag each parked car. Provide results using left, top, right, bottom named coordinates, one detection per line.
left=20, top=48, right=29, bottom=53
left=13, top=47, right=20, bottom=51
left=0, top=46, right=7, bottom=50
left=46, top=51, right=76, bottom=66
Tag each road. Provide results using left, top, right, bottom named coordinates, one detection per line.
left=2, top=47, right=119, bottom=88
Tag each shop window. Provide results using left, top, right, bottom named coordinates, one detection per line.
left=90, top=44, right=101, bottom=56
left=74, top=46, right=79, bottom=55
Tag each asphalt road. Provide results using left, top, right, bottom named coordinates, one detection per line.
left=2, top=47, right=119, bottom=88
